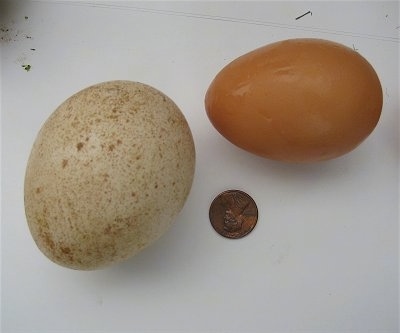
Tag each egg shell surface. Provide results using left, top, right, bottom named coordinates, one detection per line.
left=205, top=38, right=383, bottom=162
left=24, top=81, right=195, bottom=270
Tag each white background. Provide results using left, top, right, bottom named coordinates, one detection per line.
left=1, top=1, right=399, bottom=332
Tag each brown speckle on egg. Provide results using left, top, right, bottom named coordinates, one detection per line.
left=76, top=142, right=84, bottom=151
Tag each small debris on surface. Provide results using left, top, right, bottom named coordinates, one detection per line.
left=0, top=26, right=12, bottom=42
left=22, top=64, right=31, bottom=71
left=295, top=10, right=312, bottom=20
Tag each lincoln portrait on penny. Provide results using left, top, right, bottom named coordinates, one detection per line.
left=221, top=192, right=251, bottom=233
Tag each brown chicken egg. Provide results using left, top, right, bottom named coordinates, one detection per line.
left=205, top=38, right=383, bottom=162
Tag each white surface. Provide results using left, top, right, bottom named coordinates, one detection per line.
left=1, top=1, right=399, bottom=332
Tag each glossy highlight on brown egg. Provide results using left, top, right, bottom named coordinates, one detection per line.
left=205, top=38, right=383, bottom=163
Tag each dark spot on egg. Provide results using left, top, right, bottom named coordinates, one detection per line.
left=60, top=246, right=71, bottom=254
left=76, top=142, right=84, bottom=151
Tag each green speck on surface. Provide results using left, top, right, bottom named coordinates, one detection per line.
left=22, top=64, right=31, bottom=71
left=25, top=16, right=28, bottom=20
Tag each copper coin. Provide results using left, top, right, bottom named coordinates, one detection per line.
left=209, top=190, right=258, bottom=239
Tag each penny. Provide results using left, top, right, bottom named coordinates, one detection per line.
left=209, top=190, right=258, bottom=239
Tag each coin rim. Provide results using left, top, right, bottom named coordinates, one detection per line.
left=209, top=189, right=258, bottom=239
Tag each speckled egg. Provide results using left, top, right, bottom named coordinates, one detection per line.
left=24, top=81, right=195, bottom=270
